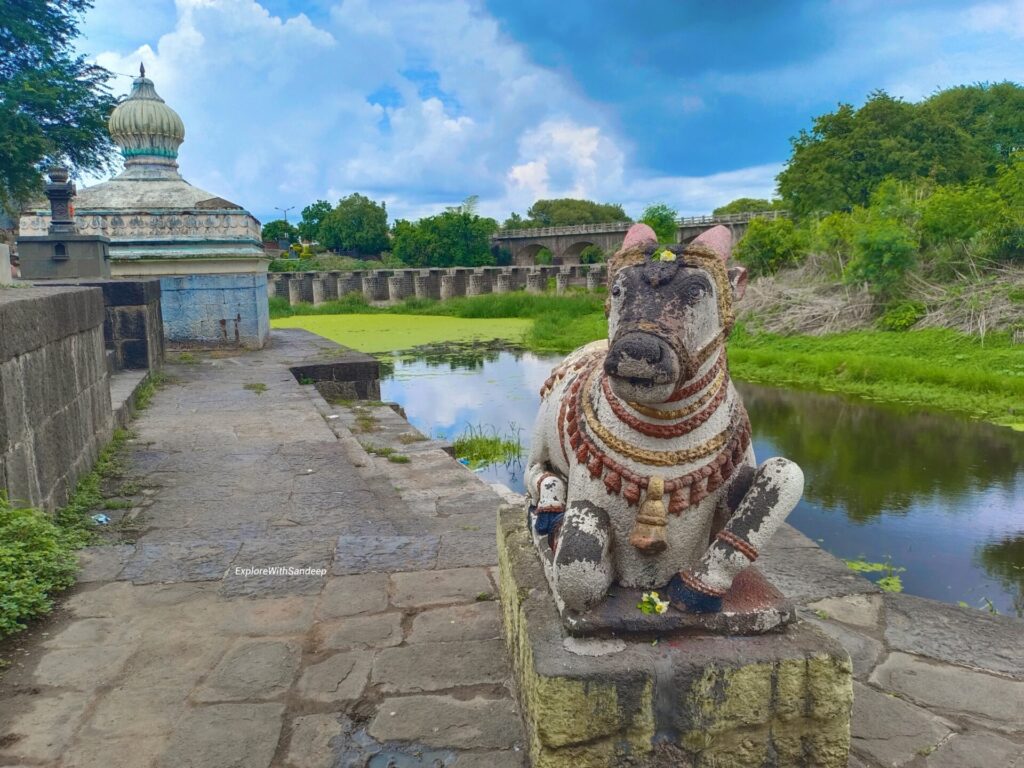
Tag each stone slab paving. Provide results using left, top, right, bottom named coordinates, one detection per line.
left=1, top=327, right=1022, bottom=768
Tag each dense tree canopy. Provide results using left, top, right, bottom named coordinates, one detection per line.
left=776, top=84, right=1024, bottom=216
left=297, top=199, right=331, bottom=242
left=0, top=0, right=118, bottom=212
left=503, top=198, right=630, bottom=229
left=318, top=193, right=389, bottom=255
left=261, top=219, right=298, bottom=244
left=639, top=203, right=678, bottom=242
left=392, top=204, right=498, bottom=267
left=713, top=198, right=781, bottom=216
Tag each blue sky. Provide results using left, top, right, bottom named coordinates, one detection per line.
left=79, top=0, right=1024, bottom=223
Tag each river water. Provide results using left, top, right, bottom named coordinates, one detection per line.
left=380, top=344, right=1024, bottom=616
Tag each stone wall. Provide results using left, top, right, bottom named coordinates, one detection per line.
left=161, top=273, right=270, bottom=349
left=269, top=265, right=607, bottom=307
left=0, top=286, right=113, bottom=511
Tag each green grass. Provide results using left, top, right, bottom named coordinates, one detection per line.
left=1, top=428, right=135, bottom=637
left=452, top=424, right=524, bottom=469
left=728, top=325, right=1024, bottom=428
left=269, top=292, right=604, bottom=353
left=243, top=382, right=268, bottom=395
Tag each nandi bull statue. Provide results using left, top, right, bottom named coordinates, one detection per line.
left=526, top=223, right=804, bottom=616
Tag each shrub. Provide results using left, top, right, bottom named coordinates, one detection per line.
left=878, top=300, right=927, bottom=331
left=846, top=215, right=917, bottom=295
left=579, top=245, right=605, bottom=264
left=919, top=184, right=1003, bottom=244
left=0, top=498, right=78, bottom=636
left=734, top=217, right=807, bottom=276
left=639, top=203, right=678, bottom=243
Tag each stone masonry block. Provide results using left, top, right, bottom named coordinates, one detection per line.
left=496, top=505, right=852, bottom=768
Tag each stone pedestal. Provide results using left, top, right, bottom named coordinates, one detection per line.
left=586, top=271, right=603, bottom=291
left=555, top=273, right=570, bottom=295
left=494, top=273, right=512, bottom=294
left=440, top=274, right=457, bottom=300
left=496, top=506, right=852, bottom=768
left=526, top=272, right=546, bottom=294
left=311, top=277, right=325, bottom=306
left=467, top=273, right=490, bottom=296
left=0, top=245, right=12, bottom=285
left=288, top=277, right=302, bottom=306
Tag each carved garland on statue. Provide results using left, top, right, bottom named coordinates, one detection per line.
left=555, top=354, right=751, bottom=516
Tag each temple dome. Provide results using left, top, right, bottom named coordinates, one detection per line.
left=108, top=65, right=185, bottom=165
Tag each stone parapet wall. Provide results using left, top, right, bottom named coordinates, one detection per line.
left=0, top=287, right=113, bottom=511
left=272, top=265, right=608, bottom=307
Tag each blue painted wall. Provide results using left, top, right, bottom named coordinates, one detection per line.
left=159, top=273, right=269, bottom=348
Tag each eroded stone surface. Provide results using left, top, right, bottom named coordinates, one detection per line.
left=391, top=567, right=492, bottom=608
left=296, top=651, right=373, bottom=704
left=194, top=639, right=301, bottom=701
left=0, top=691, right=91, bottom=763
left=156, top=703, right=284, bottom=768
left=806, top=593, right=882, bottom=628
left=923, top=729, right=1024, bottom=768
left=870, top=652, right=1024, bottom=731
left=883, top=594, right=1024, bottom=679
left=284, top=714, right=345, bottom=768
left=368, top=695, right=521, bottom=749
left=407, top=602, right=502, bottom=644
left=850, top=682, right=953, bottom=768
left=317, top=573, right=389, bottom=618
left=313, top=613, right=403, bottom=650
left=372, top=640, right=508, bottom=693
left=804, top=613, right=884, bottom=679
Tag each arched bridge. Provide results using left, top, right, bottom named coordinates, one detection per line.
left=492, top=210, right=788, bottom=265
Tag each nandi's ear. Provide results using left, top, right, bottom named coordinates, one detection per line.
left=728, top=265, right=748, bottom=301
left=692, top=225, right=733, bottom=262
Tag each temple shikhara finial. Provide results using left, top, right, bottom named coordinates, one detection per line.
left=140, top=62, right=145, bottom=77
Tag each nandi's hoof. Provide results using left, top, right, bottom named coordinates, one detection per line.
left=668, top=572, right=724, bottom=614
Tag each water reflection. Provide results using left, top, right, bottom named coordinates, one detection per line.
left=380, top=346, right=1024, bottom=615
left=738, top=383, right=1024, bottom=522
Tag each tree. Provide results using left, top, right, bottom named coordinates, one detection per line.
left=776, top=84, right=1024, bottom=217
left=847, top=213, right=917, bottom=296
left=713, top=198, right=779, bottom=215
left=318, top=193, right=389, bottom=256
left=640, top=203, right=678, bottom=242
left=261, top=219, right=297, bottom=244
left=297, top=199, right=331, bottom=242
left=0, top=0, right=118, bottom=212
left=579, top=245, right=605, bottom=264
left=392, top=208, right=498, bottom=267
left=734, top=218, right=807, bottom=277
left=505, top=198, right=630, bottom=228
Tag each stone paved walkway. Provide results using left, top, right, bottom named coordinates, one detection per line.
left=1, top=328, right=1022, bottom=768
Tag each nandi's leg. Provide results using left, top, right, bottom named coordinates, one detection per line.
left=669, top=457, right=804, bottom=613
left=553, top=498, right=614, bottom=613
left=526, top=464, right=568, bottom=547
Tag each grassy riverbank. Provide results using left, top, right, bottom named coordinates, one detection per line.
left=270, top=294, right=1024, bottom=429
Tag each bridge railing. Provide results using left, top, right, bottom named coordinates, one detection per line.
left=496, top=210, right=789, bottom=238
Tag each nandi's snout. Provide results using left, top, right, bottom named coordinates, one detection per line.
left=604, top=331, right=681, bottom=403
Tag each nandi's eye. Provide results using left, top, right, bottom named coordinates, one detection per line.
left=611, top=285, right=621, bottom=297
left=684, top=283, right=706, bottom=302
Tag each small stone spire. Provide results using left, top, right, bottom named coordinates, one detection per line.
left=140, top=62, right=145, bottom=78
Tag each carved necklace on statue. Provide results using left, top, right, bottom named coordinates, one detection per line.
left=557, top=354, right=751, bottom=520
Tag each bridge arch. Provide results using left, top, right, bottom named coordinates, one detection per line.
left=556, top=240, right=596, bottom=265
left=513, top=243, right=547, bottom=266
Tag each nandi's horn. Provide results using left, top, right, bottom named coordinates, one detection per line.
left=622, top=222, right=658, bottom=251
left=608, top=223, right=658, bottom=289
left=692, top=224, right=733, bottom=262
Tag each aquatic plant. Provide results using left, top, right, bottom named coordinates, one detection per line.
left=452, top=423, right=523, bottom=470
left=843, top=557, right=905, bottom=592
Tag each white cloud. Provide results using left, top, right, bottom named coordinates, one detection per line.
left=83, top=0, right=780, bottom=223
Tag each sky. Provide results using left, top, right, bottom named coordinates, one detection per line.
left=78, top=0, right=1024, bottom=225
